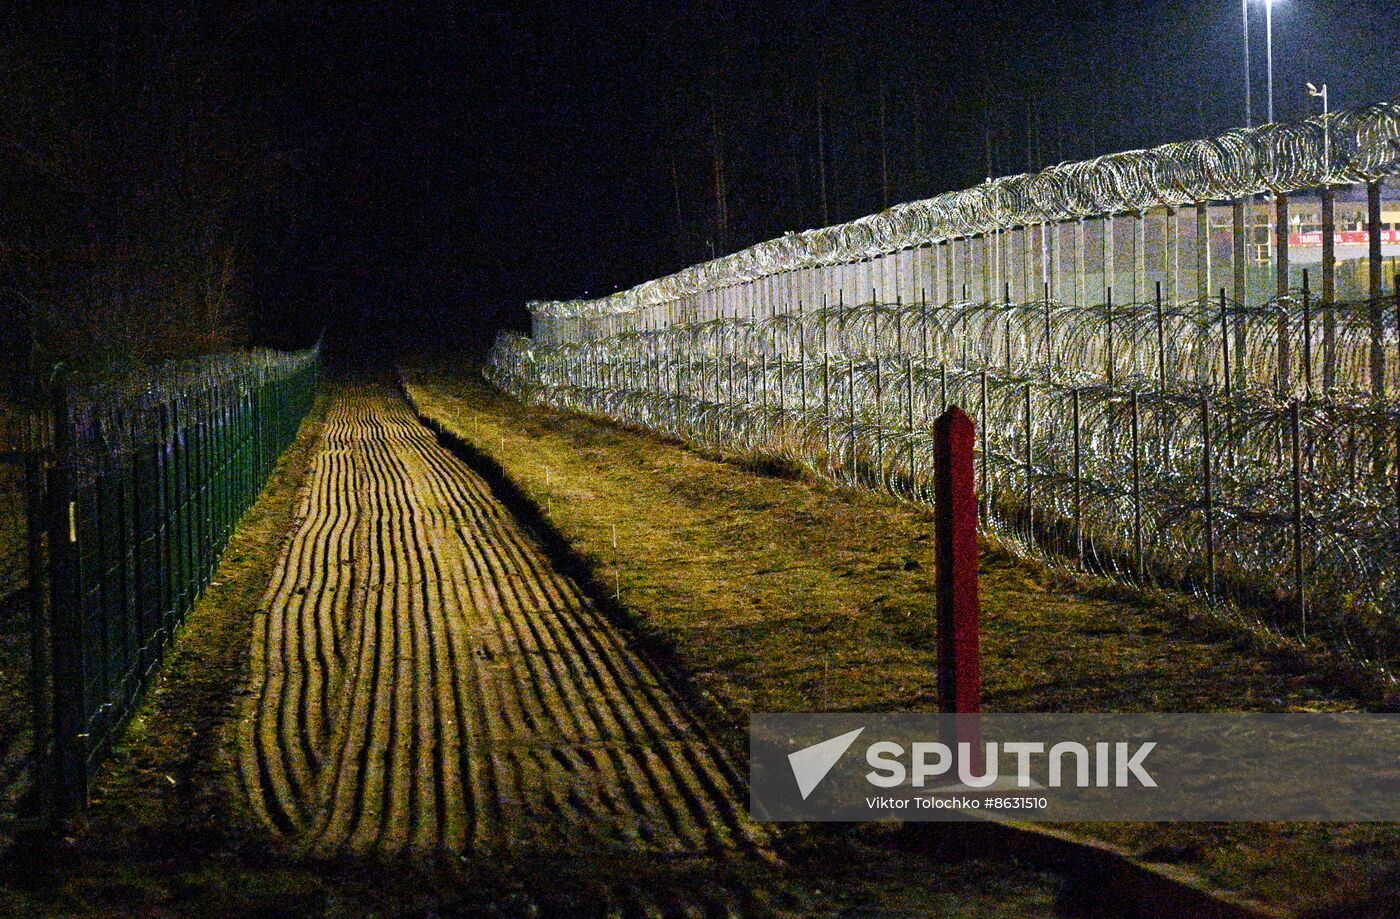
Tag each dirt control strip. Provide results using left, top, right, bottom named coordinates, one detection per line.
left=238, top=385, right=759, bottom=858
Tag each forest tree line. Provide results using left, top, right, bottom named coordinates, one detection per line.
left=0, top=5, right=319, bottom=397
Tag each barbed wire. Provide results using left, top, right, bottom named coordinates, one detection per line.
left=488, top=287, right=1400, bottom=675
left=62, top=347, right=321, bottom=485
left=527, top=97, right=1400, bottom=325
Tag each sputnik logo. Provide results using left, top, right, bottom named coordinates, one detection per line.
left=788, top=727, right=865, bottom=800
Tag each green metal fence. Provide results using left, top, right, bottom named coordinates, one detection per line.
left=40, top=346, right=319, bottom=816
left=0, top=456, right=40, bottom=833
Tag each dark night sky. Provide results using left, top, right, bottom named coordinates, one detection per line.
left=13, top=2, right=1400, bottom=362
left=320, top=0, right=1397, bottom=354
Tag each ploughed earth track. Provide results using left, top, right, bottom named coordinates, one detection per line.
left=237, top=384, right=761, bottom=862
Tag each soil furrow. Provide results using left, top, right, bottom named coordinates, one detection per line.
left=239, top=384, right=756, bottom=859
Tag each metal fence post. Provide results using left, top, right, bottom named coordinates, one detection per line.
left=934, top=406, right=981, bottom=717
left=920, top=288, right=930, bottom=366
left=24, top=450, right=54, bottom=825
left=1321, top=187, right=1336, bottom=393
left=873, top=349, right=883, bottom=479
left=1301, top=270, right=1313, bottom=399
left=1219, top=289, right=1232, bottom=400
left=158, top=400, right=174, bottom=642
left=46, top=365, right=86, bottom=815
left=1155, top=281, right=1167, bottom=392
left=727, top=352, right=736, bottom=433
left=1201, top=395, right=1216, bottom=602
left=1231, top=199, right=1249, bottom=390
left=673, top=350, right=682, bottom=437
left=1043, top=281, right=1052, bottom=382
left=760, top=352, right=769, bottom=446
left=847, top=358, right=857, bottom=484
left=798, top=299, right=808, bottom=414
left=1072, top=387, right=1083, bottom=565
left=776, top=323, right=786, bottom=419
left=905, top=357, right=916, bottom=492
left=1023, top=382, right=1034, bottom=541
left=1105, top=286, right=1115, bottom=387
left=978, top=369, right=989, bottom=512
left=1290, top=399, right=1305, bottom=636
left=1131, top=390, right=1143, bottom=576
left=1368, top=181, right=1384, bottom=398
left=823, top=353, right=832, bottom=464
left=1275, top=192, right=1291, bottom=396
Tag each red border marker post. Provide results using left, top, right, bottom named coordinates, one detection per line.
left=934, top=406, right=982, bottom=773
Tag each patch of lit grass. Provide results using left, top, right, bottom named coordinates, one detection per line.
left=407, top=367, right=1400, bottom=915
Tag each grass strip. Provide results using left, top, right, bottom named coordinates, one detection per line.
left=406, top=367, right=1400, bottom=917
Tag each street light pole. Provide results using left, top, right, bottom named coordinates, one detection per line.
left=1242, top=0, right=1252, bottom=127
left=1265, top=0, right=1275, bottom=124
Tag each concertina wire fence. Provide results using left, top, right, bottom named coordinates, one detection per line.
left=488, top=97, right=1400, bottom=677
left=35, top=345, right=320, bottom=816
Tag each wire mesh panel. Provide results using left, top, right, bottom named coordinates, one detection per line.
left=0, top=454, right=44, bottom=836
left=0, top=409, right=54, bottom=455
left=42, top=347, right=319, bottom=813
left=0, top=461, right=28, bottom=604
